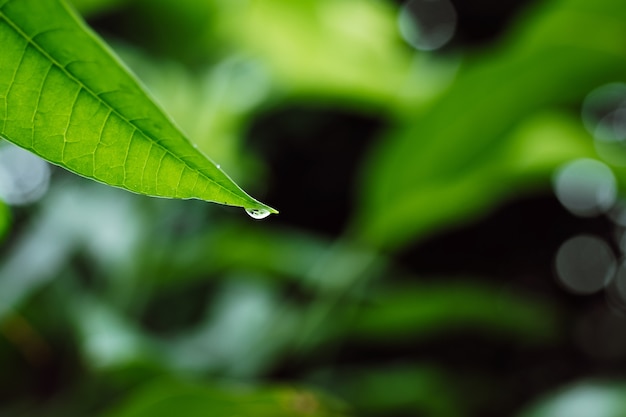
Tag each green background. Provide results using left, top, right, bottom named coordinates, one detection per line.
left=2, top=0, right=626, bottom=416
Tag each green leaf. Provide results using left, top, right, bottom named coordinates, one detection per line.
left=0, top=199, right=9, bottom=239
left=356, top=112, right=596, bottom=249
left=0, top=0, right=275, bottom=214
left=349, top=282, right=560, bottom=344
left=101, top=379, right=350, bottom=417
left=219, top=0, right=418, bottom=111
left=354, top=0, right=626, bottom=249
left=335, top=365, right=463, bottom=417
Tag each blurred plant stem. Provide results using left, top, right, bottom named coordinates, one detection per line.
left=293, top=237, right=385, bottom=356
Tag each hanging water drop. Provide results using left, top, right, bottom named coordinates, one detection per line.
left=246, top=208, right=271, bottom=219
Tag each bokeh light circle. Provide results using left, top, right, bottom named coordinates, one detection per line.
left=0, top=143, right=50, bottom=205
left=555, top=234, right=616, bottom=295
left=553, top=158, right=616, bottom=217
left=582, top=83, right=626, bottom=166
left=398, top=0, right=457, bottom=51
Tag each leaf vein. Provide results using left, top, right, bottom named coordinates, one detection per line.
left=139, top=141, right=152, bottom=191
left=0, top=7, right=248, bottom=205
left=121, top=127, right=136, bottom=187
left=174, top=165, right=184, bottom=197
left=61, top=87, right=81, bottom=163
left=93, top=109, right=111, bottom=174
left=30, top=63, right=53, bottom=148
left=154, top=151, right=166, bottom=194
left=1, top=38, right=28, bottom=135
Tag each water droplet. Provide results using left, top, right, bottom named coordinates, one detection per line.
left=245, top=208, right=271, bottom=220
left=555, top=234, right=616, bottom=295
left=216, top=164, right=221, bottom=169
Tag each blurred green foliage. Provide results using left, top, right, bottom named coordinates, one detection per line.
left=2, top=0, right=626, bottom=416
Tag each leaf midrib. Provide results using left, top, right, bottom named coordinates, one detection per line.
left=0, top=4, right=249, bottom=206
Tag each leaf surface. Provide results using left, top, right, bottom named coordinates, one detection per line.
left=0, top=0, right=275, bottom=213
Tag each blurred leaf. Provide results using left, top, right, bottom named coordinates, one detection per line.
left=158, top=278, right=300, bottom=377
left=358, top=111, right=595, bottom=249
left=0, top=0, right=275, bottom=213
left=503, top=112, right=596, bottom=181
left=70, top=294, right=160, bottom=370
left=124, top=0, right=431, bottom=112
left=220, top=0, right=419, bottom=110
left=350, top=281, right=559, bottom=344
left=0, top=180, right=143, bottom=319
left=356, top=0, right=626, bottom=249
left=146, top=224, right=329, bottom=287
left=336, top=365, right=463, bottom=417
left=101, top=379, right=349, bottom=417
left=518, top=381, right=626, bottom=417
left=0, top=199, right=9, bottom=240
